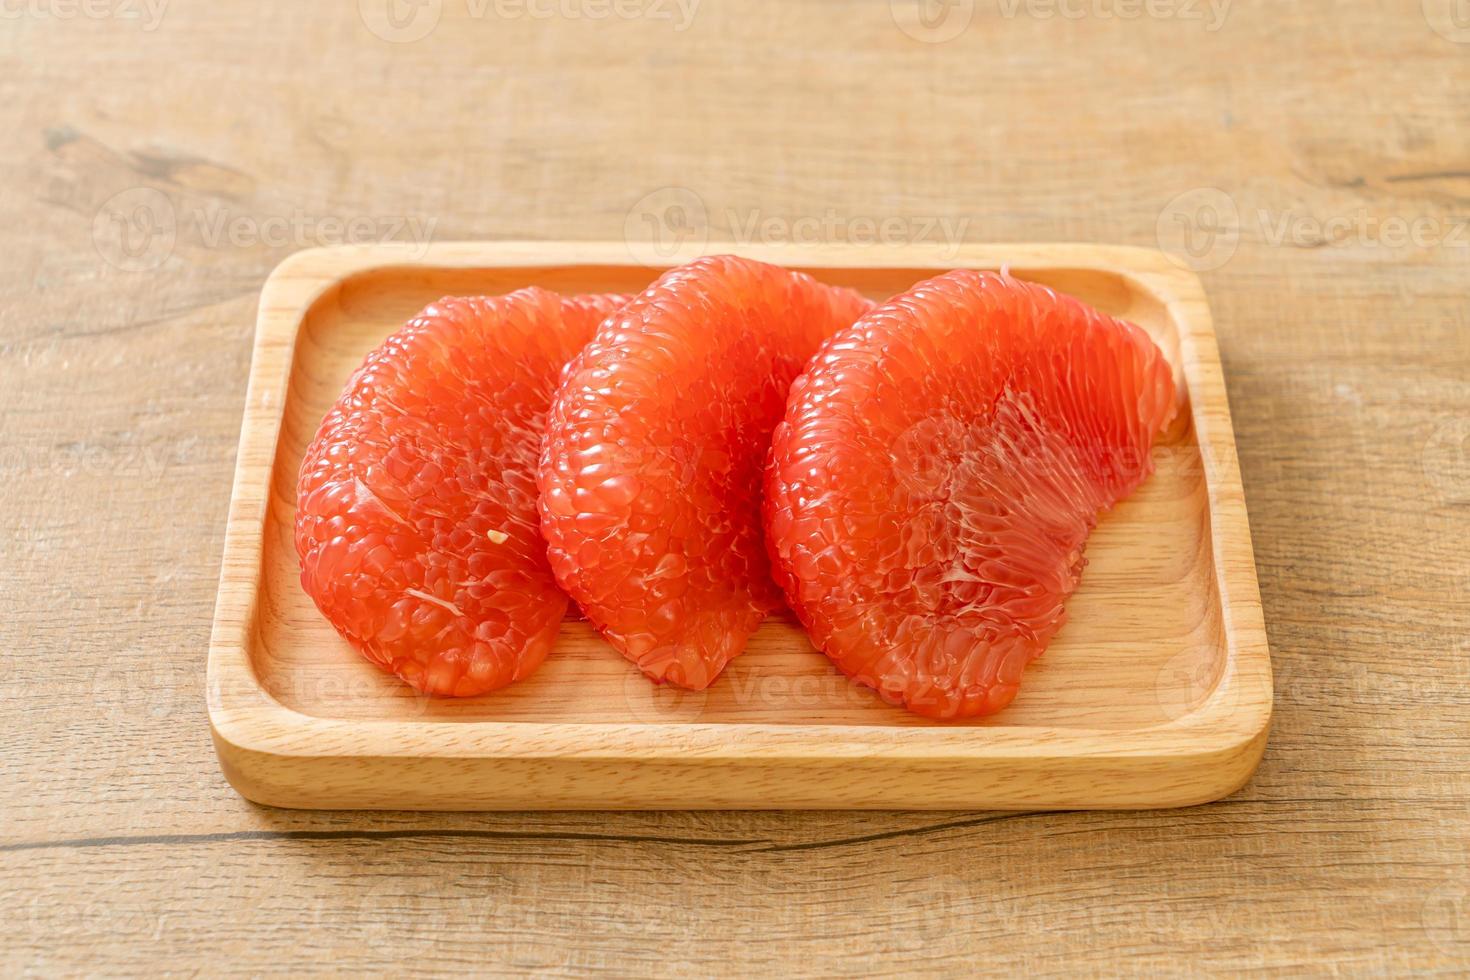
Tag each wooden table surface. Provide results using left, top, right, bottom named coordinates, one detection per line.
left=3, top=1, right=1467, bottom=975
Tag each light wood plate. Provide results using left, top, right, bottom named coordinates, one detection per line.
left=208, top=241, right=1271, bottom=810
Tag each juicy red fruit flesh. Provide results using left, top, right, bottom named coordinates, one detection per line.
left=295, top=289, right=628, bottom=696
left=537, top=255, right=874, bottom=689
left=764, top=270, right=1178, bottom=720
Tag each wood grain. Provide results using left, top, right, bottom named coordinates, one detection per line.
left=1, top=0, right=1466, bottom=973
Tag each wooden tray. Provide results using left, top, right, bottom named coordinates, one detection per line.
left=208, top=241, right=1271, bottom=810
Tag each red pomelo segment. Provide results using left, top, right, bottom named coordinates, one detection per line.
left=538, top=256, right=874, bottom=689
left=764, top=270, right=1178, bottom=719
left=295, top=289, right=630, bottom=696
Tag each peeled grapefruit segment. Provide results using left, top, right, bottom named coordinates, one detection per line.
left=295, top=289, right=629, bottom=696
left=537, top=256, right=873, bottom=689
left=764, top=270, right=1178, bottom=719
